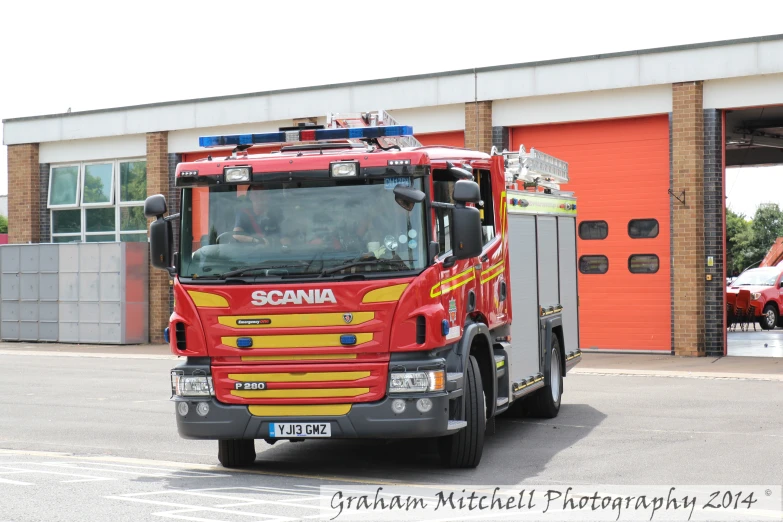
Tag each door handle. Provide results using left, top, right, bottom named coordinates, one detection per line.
left=480, top=254, right=489, bottom=263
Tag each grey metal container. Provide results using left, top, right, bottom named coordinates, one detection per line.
left=0, top=242, right=150, bottom=344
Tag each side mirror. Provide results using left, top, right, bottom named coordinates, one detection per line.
left=453, top=180, right=481, bottom=204
left=451, top=205, right=483, bottom=260
left=393, top=185, right=425, bottom=212
left=145, top=195, right=174, bottom=274
left=144, top=194, right=168, bottom=218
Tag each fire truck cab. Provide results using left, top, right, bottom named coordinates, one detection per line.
left=145, top=112, right=581, bottom=469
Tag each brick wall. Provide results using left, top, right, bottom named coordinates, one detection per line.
left=147, top=132, right=171, bottom=343
left=7, top=144, right=40, bottom=244
left=465, top=101, right=493, bottom=153
left=167, top=153, right=182, bottom=314
left=669, top=113, right=675, bottom=355
left=703, top=109, right=724, bottom=356
left=39, top=163, right=50, bottom=242
left=671, top=82, right=706, bottom=356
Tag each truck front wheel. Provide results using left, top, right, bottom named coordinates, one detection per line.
left=438, top=354, right=485, bottom=468
left=218, top=439, right=256, bottom=468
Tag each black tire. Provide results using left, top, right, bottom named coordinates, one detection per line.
left=438, top=355, right=485, bottom=468
left=760, top=304, right=778, bottom=330
left=217, top=439, right=256, bottom=468
left=527, top=335, right=563, bottom=419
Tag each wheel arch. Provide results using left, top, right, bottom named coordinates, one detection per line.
left=541, top=315, right=566, bottom=385
left=457, top=321, right=496, bottom=419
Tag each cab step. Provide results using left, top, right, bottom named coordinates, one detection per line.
left=447, top=420, right=467, bottom=431
left=494, top=354, right=506, bottom=378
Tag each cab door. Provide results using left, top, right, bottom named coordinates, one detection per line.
left=432, top=171, right=476, bottom=341
left=475, top=167, right=507, bottom=329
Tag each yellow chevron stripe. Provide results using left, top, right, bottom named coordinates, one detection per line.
left=229, top=371, right=370, bottom=382
left=222, top=333, right=373, bottom=349
left=219, top=312, right=374, bottom=329
left=480, top=261, right=506, bottom=284
left=188, top=291, right=229, bottom=308
left=241, top=354, right=357, bottom=362
left=232, top=387, right=369, bottom=399
left=362, top=284, right=409, bottom=303
left=248, top=404, right=352, bottom=417
left=430, top=267, right=475, bottom=298
left=500, top=190, right=507, bottom=238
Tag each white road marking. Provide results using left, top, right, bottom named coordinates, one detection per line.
left=0, top=349, right=176, bottom=360
left=0, top=477, right=33, bottom=486
left=516, top=420, right=783, bottom=438
left=570, top=367, right=783, bottom=381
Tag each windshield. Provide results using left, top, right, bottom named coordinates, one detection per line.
left=732, top=268, right=780, bottom=287
left=179, top=177, right=427, bottom=280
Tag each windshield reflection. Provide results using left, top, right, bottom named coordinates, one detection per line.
left=179, top=178, right=427, bottom=279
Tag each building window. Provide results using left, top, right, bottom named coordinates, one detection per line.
left=48, top=165, right=80, bottom=207
left=48, top=159, right=147, bottom=243
left=629, top=254, right=659, bottom=273
left=579, top=255, right=609, bottom=274
left=579, top=220, right=608, bottom=240
left=628, top=219, right=659, bottom=238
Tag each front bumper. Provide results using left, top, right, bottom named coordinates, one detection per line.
left=173, top=394, right=452, bottom=440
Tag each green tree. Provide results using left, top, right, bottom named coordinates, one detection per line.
left=748, top=204, right=783, bottom=264
left=726, top=208, right=753, bottom=275
left=0, top=215, right=7, bottom=234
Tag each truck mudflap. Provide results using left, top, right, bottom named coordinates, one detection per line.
left=173, top=394, right=452, bottom=440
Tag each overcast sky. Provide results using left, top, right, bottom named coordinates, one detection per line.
left=2, top=0, right=783, bottom=213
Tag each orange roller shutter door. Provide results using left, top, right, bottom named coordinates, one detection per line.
left=415, top=131, right=465, bottom=147
left=511, top=115, right=670, bottom=351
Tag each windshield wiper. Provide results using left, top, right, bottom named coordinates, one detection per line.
left=319, top=258, right=408, bottom=277
left=219, top=264, right=307, bottom=278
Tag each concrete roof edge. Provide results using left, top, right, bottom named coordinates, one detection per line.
left=4, top=33, right=783, bottom=125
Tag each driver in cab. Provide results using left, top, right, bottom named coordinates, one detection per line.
left=231, top=185, right=282, bottom=244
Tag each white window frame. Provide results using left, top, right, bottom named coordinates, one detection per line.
left=49, top=158, right=149, bottom=243
left=80, top=161, right=115, bottom=207
left=48, top=164, right=82, bottom=209
left=50, top=208, right=83, bottom=240
left=116, top=159, right=148, bottom=240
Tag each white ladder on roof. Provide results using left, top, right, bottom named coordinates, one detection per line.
left=493, top=145, right=570, bottom=191
left=326, top=109, right=423, bottom=149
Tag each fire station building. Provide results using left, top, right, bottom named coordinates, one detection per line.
left=5, top=34, right=783, bottom=356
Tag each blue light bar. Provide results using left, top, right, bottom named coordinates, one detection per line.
left=198, top=126, right=414, bottom=148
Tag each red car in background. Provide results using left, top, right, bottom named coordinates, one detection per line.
left=727, top=267, right=783, bottom=330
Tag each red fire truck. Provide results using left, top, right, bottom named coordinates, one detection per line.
left=145, top=111, right=582, bottom=469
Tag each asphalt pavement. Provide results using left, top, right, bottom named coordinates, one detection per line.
left=0, top=348, right=781, bottom=521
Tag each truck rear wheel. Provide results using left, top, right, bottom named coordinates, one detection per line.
left=217, top=439, right=256, bottom=468
left=438, top=355, right=485, bottom=468
left=528, top=335, right=563, bottom=419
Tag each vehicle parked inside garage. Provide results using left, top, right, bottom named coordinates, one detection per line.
left=727, top=266, right=783, bottom=330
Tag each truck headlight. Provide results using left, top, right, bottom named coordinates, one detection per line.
left=330, top=161, right=359, bottom=177
left=751, top=292, right=762, bottom=300
left=224, top=167, right=251, bottom=182
left=389, top=370, right=445, bottom=393
left=171, top=371, right=214, bottom=397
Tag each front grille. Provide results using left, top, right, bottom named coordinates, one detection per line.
left=175, top=322, right=187, bottom=351
left=212, top=363, right=388, bottom=405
